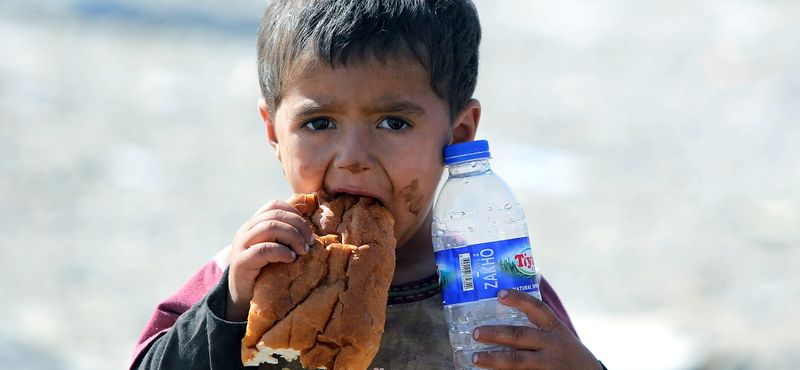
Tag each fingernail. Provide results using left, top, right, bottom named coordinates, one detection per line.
left=290, top=251, right=297, bottom=260
left=304, top=243, right=310, bottom=253
left=472, top=328, right=480, bottom=340
left=472, top=352, right=479, bottom=364
left=498, top=289, right=510, bottom=299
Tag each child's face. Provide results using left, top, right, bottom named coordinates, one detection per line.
left=262, top=56, right=477, bottom=249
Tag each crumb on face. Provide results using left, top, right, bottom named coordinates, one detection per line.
left=398, top=179, right=424, bottom=216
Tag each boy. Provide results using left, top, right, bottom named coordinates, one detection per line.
left=132, top=0, right=603, bottom=369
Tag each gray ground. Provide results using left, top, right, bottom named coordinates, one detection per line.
left=1, top=1, right=798, bottom=369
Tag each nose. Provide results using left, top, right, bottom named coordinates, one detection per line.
left=341, top=161, right=370, bottom=174
left=334, top=127, right=375, bottom=175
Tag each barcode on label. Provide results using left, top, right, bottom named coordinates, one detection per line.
left=459, top=253, right=474, bottom=291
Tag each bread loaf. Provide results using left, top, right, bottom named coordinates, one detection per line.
left=241, top=191, right=397, bottom=370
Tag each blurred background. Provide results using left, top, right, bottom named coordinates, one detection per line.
left=1, top=0, right=798, bottom=369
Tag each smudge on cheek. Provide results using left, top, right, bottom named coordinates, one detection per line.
left=399, top=179, right=424, bottom=216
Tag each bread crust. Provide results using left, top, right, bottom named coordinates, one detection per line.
left=241, top=192, right=396, bottom=370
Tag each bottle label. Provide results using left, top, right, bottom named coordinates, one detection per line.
left=435, top=237, right=539, bottom=306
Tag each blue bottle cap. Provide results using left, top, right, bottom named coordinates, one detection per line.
left=443, top=140, right=491, bottom=165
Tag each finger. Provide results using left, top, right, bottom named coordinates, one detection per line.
left=472, top=350, right=550, bottom=370
left=227, top=241, right=298, bottom=320
left=239, top=241, right=298, bottom=269
left=473, top=325, right=548, bottom=351
left=252, top=199, right=301, bottom=218
left=231, top=241, right=299, bottom=292
left=241, top=217, right=311, bottom=257
left=248, top=201, right=315, bottom=246
left=497, top=289, right=561, bottom=331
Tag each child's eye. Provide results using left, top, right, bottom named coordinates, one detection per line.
left=303, top=118, right=336, bottom=131
left=377, top=117, right=410, bottom=131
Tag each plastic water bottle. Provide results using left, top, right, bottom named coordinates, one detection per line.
left=432, top=140, right=541, bottom=370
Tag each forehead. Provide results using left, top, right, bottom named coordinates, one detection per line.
left=278, top=53, right=442, bottom=109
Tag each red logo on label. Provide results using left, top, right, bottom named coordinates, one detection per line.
left=513, top=249, right=536, bottom=275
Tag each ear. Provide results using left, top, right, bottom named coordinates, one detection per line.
left=260, top=98, right=281, bottom=162
left=450, top=98, right=481, bottom=145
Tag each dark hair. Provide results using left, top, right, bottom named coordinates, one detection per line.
left=257, top=0, right=481, bottom=121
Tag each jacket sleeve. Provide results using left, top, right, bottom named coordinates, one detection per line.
left=539, top=276, right=579, bottom=337
left=131, top=265, right=250, bottom=370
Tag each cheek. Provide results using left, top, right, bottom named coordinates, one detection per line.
left=398, top=179, right=425, bottom=216
left=282, top=146, right=327, bottom=190
left=393, top=162, right=443, bottom=218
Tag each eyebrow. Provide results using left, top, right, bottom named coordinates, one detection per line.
left=295, top=99, right=344, bottom=118
left=362, top=100, right=427, bottom=117
left=294, top=98, right=427, bottom=118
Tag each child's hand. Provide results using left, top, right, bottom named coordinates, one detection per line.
left=225, top=200, right=315, bottom=322
left=472, top=289, right=602, bottom=370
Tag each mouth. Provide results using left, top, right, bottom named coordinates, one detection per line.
left=329, top=187, right=386, bottom=208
